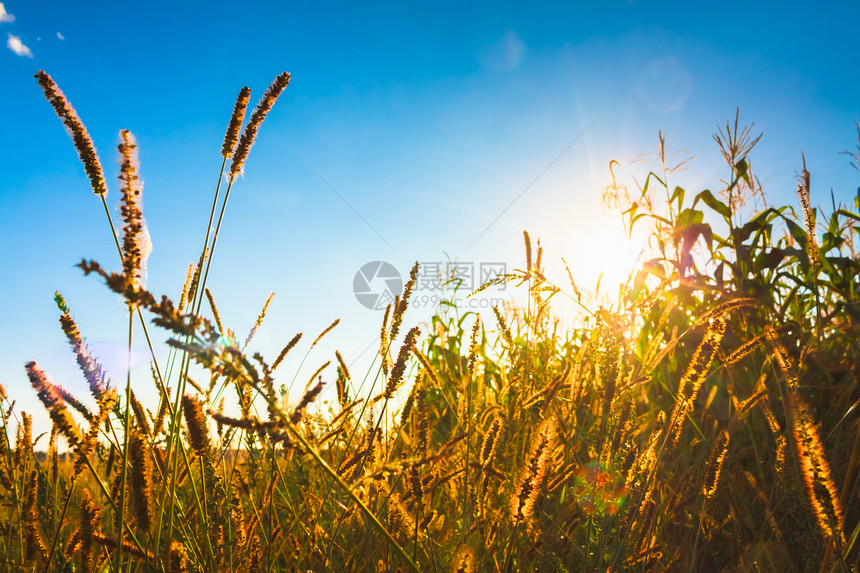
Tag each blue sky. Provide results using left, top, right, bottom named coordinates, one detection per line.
left=2, top=1, right=859, bottom=439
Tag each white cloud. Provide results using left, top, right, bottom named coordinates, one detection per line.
left=0, top=3, right=15, bottom=24
left=57, top=32, right=64, bottom=40
left=7, top=33, right=32, bottom=57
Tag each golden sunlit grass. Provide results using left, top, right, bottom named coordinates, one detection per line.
left=2, top=73, right=860, bottom=572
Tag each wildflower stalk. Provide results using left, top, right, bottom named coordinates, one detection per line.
left=160, top=74, right=288, bottom=550
left=157, top=89, right=244, bottom=550
left=115, top=310, right=133, bottom=573
left=34, top=70, right=168, bottom=438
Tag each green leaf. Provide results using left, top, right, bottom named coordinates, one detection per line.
left=670, top=185, right=685, bottom=209
left=785, top=219, right=808, bottom=246
left=693, top=189, right=732, bottom=220
left=837, top=209, right=860, bottom=223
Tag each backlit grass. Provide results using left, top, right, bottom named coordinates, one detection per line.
left=2, top=72, right=859, bottom=572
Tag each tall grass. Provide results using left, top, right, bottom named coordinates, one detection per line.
left=1, top=75, right=859, bottom=572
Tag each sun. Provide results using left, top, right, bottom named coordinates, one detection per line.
left=542, top=210, right=645, bottom=317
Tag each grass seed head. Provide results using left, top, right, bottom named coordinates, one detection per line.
left=790, top=396, right=845, bottom=546
left=703, top=429, right=730, bottom=498
left=511, top=418, right=555, bottom=523
left=78, top=489, right=100, bottom=573
left=129, top=430, right=155, bottom=532
left=182, top=394, right=210, bottom=456
left=35, top=70, right=108, bottom=196
left=311, top=318, right=340, bottom=348
left=384, top=326, right=421, bottom=399
left=56, top=295, right=108, bottom=399
left=129, top=389, right=151, bottom=437
left=118, top=130, right=151, bottom=290
left=204, top=288, right=224, bottom=334
left=479, top=417, right=502, bottom=468
left=229, top=71, right=291, bottom=182
left=523, top=230, right=533, bottom=273
left=26, top=361, right=81, bottom=449
left=167, top=541, right=189, bottom=573
left=272, top=331, right=302, bottom=372
left=245, top=291, right=274, bottom=347
left=222, top=85, right=252, bottom=158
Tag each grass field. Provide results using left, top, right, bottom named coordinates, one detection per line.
left=2, top=70, right=860, bottom=572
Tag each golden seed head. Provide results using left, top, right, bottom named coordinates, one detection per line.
left=535, top=238, right=543, bottom=272
left=511, top=418, right=555, bottom=522
left=24, top=510, right=48, bottom=564
left=118, top=130, right=151, bottom=291
left=796, top=179, right=820, bottom=268
left=35, top=70, right=108, bottom=196
left=335, top=350, right=350, bottom=406
left=790, top=396, right=844, bottom=545
left=384, top=326, right=421, bottom=399
left=26, top=361, right=81, bottom=449
left=774, top=434, right=786, bottom=479
left=290, top=377, right=325, bottom=424
left=222, top=86, right=252, bottom=158
left=167, top=541, right=189, bottom=573
left=245, top=291, right=275, bottom=347
left=380, top=302, right=391, bottom=343
left=335, top=350, right=351, bottom=381
left=229, top=72, right=291, bottom=182
left=178, top=262, right=195, bottom=313
left=415, top=387, right=429, bottom=455
left=723, top=332, right=767, bottom=366
left=78, top=488, right=100, bottom=572
left=128, top=430, right=154, bottom=532
left=131, top=391, right=152, bottom=437
left=670, top=316, right=726, bottom=445
left=56, top=296, right=109, bottom=399
left=311, top=318, right=340, bottom=348
left=523, top=230, right=533, bottom=272
left=204, top=288, right=224, bottom=334
left=703, top=429, right=730, bottom=498
left=181, top=394, right=210, bottom=455
left=467, top=315, right=481, bottom=380
left=479, top=417, right=502, bottom=468
left=273, top=331, right=302, bottom=372
left=453, top=546, right=476, bottom=573
left=763, top=325, right=798, bottom=393
left=388, top=263, right=418, bottom=342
